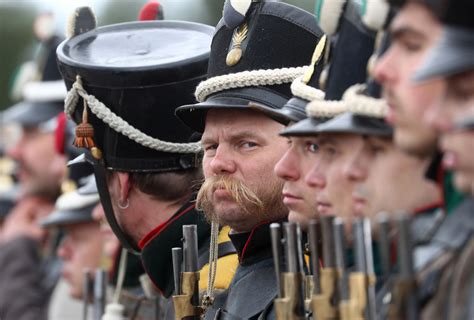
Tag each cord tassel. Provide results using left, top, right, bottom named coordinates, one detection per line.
left=74, top=98, right=96, bottom=149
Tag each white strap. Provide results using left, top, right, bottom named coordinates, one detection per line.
left=195, top=66, right=308, bottom=102
left=64, top=76, right=201, bottom=154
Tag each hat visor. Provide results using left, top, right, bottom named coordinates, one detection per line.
left=314, top=112, right=393, bottom=136
left=250, top=96, right=310, bottom=125
left=280, top=117, right=328, bottom=137
left=176, top=87, right=290, bottom=132
left=414, top=26, right=474, bottom=82
left=2, top=101, right=63, bottom=127
left=39, top=204, right=96, bottom=228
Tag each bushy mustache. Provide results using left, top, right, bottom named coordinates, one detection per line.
left=196, top=175, right=263, bottom=216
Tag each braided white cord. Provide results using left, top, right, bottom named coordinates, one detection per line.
left=64, top=76, right=201, bottom=154
left=305, top=98, right=348, bottom=118
left=290, top=76, right=325, bottom=102
left=342, top=84, right=388, bottom=118
left=202, top=221, right=219, bottom=309
left=195, top=66, right=308, bottom=102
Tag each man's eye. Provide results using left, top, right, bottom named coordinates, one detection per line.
left=306, top=143, right=319, bottom=153
left=241, top=141, right=258, bottom=148
left=370, top=145, right=385, bottom=154
left=400, top=39, right=423, bottom=52
left=204, top=144, right=218, bottom=152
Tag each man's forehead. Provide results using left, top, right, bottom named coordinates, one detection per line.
left=390, top=2, right=437, bottom=35
left=203, top=108, right=282, bottom=135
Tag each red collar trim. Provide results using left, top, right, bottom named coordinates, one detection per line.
left=138, top=203, right=195, bottom=250
left=240, top=219, right=271, bottom=262
left=414, top=201, right=444, bottom=215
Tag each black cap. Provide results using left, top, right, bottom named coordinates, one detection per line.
left=4, top=36, right=66, bottom=127
left=40, top=174, right=99, bottom=228
left=252, top=36, right=327, bottom=124
left=281, top=0, right=377, bottom=137
left=175, top=0, right=325, bottom=132
left=307, top=112, right=393, bottom=136
left=58, top=20, right=213, bottom=172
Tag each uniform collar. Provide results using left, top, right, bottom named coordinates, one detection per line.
left=139, top=195, right=211, bottom=297
left=229, top=219, right=286, bottom=266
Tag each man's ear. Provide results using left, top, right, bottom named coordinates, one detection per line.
left=116, top=172, right=131, bottom=203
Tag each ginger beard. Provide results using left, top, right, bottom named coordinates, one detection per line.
left=196, top=175, right=286, bottom=232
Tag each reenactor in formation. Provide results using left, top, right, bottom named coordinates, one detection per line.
left=0, top=0, right=472, bottom=319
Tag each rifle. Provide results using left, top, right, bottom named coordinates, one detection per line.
left=311, top=216, right=339, bottom=320
left=348, top=218, right=376, bottom=320
left=82, top=269, right=93, bottom=320
left=93, top=268, right=107, bottom=320
left=387, top=214, right=418, bottom=320
left=172, top=225, right=202, bottom=320
left=306, top=219, right=320, bottom=312
left=333, top=218, right=350, bottom=320
left=273, top=222, right=306, bottom=320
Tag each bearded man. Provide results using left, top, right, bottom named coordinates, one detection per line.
left=176, top=1, right=324, bottom=318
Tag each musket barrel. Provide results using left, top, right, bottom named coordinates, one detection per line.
left=308, top=219, right=321, bottom=294
left=285, top=222, right=298, bottom=273
left=396, top=213, right=418, bottom=320
left=82, top=269, right=92, bottom=320
left=172, top=247, right=183, bottom=295
left=377, top=212, right=392, bottom=282
left=270, top=223, right=284, bottom=298
left=362, top=219, right=377, bottom=320
left=333, top=218, right=348, bottom=301
left=183, top=225, right=198, bottom=272
left=93, top=268, right=107, bottom=320
left=182, top=225, right=199, bottom=307
left=321, top=216, right=336, bottom=268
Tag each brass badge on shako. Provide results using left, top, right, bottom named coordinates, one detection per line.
left=303, top=35, right=327, bottom=84
left=226, top=22, right=248, bottom=67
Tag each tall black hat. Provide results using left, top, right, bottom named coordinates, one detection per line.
left=317, top=0, right=393, bottom=137
left=4, top=34, right=66, bottom=127
left=175, top=0, right=325, bottom=132
left=58, top=15, right=213, bottom=172
left=281, top=0, right=377, bottom=137
left=59, top=7, right=213, bottom=253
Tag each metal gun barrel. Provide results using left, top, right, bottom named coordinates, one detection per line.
left=321, top=216, right=336, bottom=268
left=377, top=212, right=392, bottom=282
left=308, top=219, right=321, bottom=294
left=270, top=223, right=284, bottom=298
left=396, top=213, right=418, bottom=320
left=333, top=218, right=349, bottom=301
left=183, top=225, right=198, bottom=272
left=172, top=247, right=183, bottom=295
left=93, top=268, right=107, bottom=320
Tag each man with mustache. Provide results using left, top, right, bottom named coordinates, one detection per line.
left=175, top=1, right=324, bottom=318
left=60, top=9, right=237, bottom=320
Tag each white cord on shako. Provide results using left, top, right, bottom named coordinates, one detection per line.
left=194, top=66, right=308, bottom=103
left=64, top=75, right=201, bottom=154
left=342, top=83, right=388, bottom=118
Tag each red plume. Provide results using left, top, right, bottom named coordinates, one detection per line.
left=138, top=1, right=164, bottom=21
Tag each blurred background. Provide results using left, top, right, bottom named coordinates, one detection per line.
left=0, top=0, right=315, bottom=111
